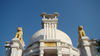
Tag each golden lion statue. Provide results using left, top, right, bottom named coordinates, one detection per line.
left=15, top=27, right=23, bottom=43
left=78, top=26, right=86, bottom=42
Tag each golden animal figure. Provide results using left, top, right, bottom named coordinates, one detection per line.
left=78, top=26, right=86, bottom=42
left=15, top=27, right=23, bottom=43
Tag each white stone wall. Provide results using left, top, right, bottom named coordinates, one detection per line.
left=5, top=38, right=25, bottom=56
left=78, top=36, right=99, bottom=56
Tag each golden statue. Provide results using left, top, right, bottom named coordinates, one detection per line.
left=78, top=25, right=86, bottom=42
left=15, top=27, right=23, bottom=43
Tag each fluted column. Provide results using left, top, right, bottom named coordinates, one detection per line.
left=44, top=24, right=46, bottom=40
left=42, top=13, right=58, bottom=40
left=47, top=23, right=48, bottom=39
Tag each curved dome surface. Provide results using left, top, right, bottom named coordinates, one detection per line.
left=29, top=29, right=72, bottom=45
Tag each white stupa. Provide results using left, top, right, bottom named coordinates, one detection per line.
left=5, top=12, right=98, bottom=56
left=23, top=12, right=80, bottom=56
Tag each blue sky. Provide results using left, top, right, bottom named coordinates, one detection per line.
left=0, top=0, right=100, bottom=56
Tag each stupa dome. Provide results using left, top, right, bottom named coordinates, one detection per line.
left=29, top=13, right=73, bottom=46
left=29, top=29, right=72, bottom=45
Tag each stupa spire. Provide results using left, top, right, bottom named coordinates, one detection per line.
left=41, top=12, right=59, bottom=39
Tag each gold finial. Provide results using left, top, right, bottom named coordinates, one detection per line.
left=78, top=25, right=86, bottom=42
left=15, top=27, right=23, bottom=43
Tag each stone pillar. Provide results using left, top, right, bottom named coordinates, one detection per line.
left=57, top=49, right=62, bottom=56
left=17, top=49, right=23, bottom=56
left=10, top=48, right=18, bottom=56
left=91, top=46, right=98, bottom=56
left=10, top=38, right=25, bottom=56
left=57, top=41, right=62, bottom=56
left=57, top=41, right=60, bottom=47
left=5, top=41, right=11, bottom=56
left=78, top=36, right=92, bottom=56
left=40, top=41, right=44, bottom=56
left=84, top=46, right=92, bottom=56
left=10, top=39, right=20, bottom=56
left=40, top=49, right=44, bottom=56
left=5, top=48, right=11, bottom=56
left=40, top=41, right=44, bottom=47
left=90, top=40, right=98, bottom=56
left=70, top=48, right=73, bottom=56
left=44, top=24, right=46, bottom=39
